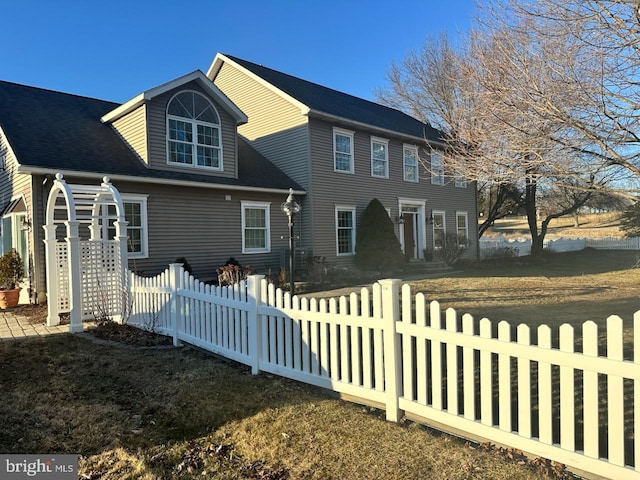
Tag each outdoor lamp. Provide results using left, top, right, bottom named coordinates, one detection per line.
left=281, top=188, right=301, bottom=296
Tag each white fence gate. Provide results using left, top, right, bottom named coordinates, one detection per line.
left=124, top=264, right=640, bottom=480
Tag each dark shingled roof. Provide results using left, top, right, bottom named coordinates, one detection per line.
left=223, top=54, right=443, bottom=143
left=0, top=80, right=301, bottom=191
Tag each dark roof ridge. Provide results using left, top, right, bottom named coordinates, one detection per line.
left=0, top=79, right=119, bottom=107
left=222, top=53, right=409, bottom=117
left=220, top=53, right=443, bottom=143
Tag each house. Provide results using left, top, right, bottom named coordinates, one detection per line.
left=0, top=71, right=303, bottom=303
left=207, top=54, right=478, bottom=267
left=0, top=55, right=477, bottom=305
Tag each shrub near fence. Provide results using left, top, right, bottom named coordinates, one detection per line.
left=126, top=264, right=640, bottom=480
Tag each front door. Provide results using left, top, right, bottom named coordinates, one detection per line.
left=403, top=212, right=416, bottom=260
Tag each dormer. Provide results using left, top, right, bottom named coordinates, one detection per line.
left=101, top=70, right=247, bottom=179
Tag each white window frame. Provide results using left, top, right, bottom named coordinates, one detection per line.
left=430, top=150, right=444, bottom=185
left=403, top=144, right=419, bottom=183
left=335, top=205, right=356, bottom=256
left=166, top=90, right=223, bottom=171
left=455, top=171, right=467, bottom=188
left=333, top=127, right=354, bottom=174
left=432, top=210, right=446, bottom=249
left=241, top=201, right=271, bottom=254
left=104, top=194, right=149, bottom=259
left=371, top=137, right=389, bottom=178
left=1, top=211, right=28, bottom=276
left=456, top=211, right=469, bottom=247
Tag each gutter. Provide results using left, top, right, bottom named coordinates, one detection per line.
left=17, top=166, right=305, bottom=196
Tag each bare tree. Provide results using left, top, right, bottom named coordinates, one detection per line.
left=378, top=2, right=617, bottom=255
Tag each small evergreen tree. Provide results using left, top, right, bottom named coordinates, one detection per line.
left=355, top=199, right=405, bottom=272
left=620, top=201, right=640, bottom=237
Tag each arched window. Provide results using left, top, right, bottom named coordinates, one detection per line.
left=167, top=91, right=222, bottom=170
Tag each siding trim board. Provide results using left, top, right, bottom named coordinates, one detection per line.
left=16, top=166, right=305, bottom=196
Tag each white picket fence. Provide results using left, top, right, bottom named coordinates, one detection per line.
left=480, top=235, right=640, bottom=258
left=126, top=264, right=640, bottom=480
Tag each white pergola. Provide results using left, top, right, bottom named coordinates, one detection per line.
left=44, top=174, right=128, bottom=332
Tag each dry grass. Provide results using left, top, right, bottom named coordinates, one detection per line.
left=412, top=249, right=640, bottom=332
left=486, top=212, right=624, bottom=239
left=0, top=334, right=569, bottom=479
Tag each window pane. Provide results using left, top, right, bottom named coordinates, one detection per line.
left=245, top=208, right=266, bottom=228
left=335, top=153, right=352, bottom=172
left=193, top=94, right=219, bottom=123
left=127, top=228, right=142, bottom=253
left=335, top=134, right=351, bottom=154
left=245, top=229, right=266, bottom=249
left=169, top=141, right=193, bottom=164
left=197, top=146, right=220, bottom=168
left=197, top=125, right=219, bottom=146
left=337, top=210, right=354, bottom=254
left=169, top=119, right=192, bottom=142
left=372, top=142, right=386, bottom=160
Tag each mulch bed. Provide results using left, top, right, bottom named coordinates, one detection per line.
left=91, top=322, right=173, bottom=347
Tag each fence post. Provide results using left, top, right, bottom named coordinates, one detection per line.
left=169, top=263, right=184, bottom=347
left=380, top=278, right=403, bottom=422
left=247, top=274, right=265, bottom=375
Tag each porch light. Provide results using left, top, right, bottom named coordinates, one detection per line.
left=281, top=188, right=301, bottom=296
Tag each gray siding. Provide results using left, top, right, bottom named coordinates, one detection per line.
left=146, top=80, right=238, bottom=179
left=97, top=179, right=290, bottom=280
left=307, top=118, right=478, bottom=265
left=111, top=104, right=148, bottom=164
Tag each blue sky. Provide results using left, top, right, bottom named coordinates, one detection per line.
left=2, top=0, right=476, bottom=103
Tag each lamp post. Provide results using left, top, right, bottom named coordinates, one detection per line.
left=281, top=188, right=301, bottom=296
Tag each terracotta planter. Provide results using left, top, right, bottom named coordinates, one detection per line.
left=0, top=288, right=21, bottom=309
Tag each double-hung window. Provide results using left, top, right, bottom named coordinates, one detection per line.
left=371, top=137, right=389, bottom=178
left=455, top=171, right=467, bottom=188
left=456, top=212, right=469, bottom=246
left=242, top=201, right=271, bottom=253
left=403, top=145, right=419, bottom=182
left=431, top=151, right=444, bottom=185
left=167, top=91, right=223, bottom=170
left=105, top=194, right=149, bottom=259
left=335, top=206, right=356, bottom=255
left=334, top=128, right=354, bottom=173
left=432, top=211, right=445, bottom=249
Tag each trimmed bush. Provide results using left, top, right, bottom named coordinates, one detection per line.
left=355, top=199, right=405, bottom=272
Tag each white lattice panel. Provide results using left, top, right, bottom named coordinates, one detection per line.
left=55, top=242, right=70, bottom=312
left=80, top=240, right=122, bottom=319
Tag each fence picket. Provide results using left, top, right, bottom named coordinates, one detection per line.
left=498, top=321, right=511, bottom=432
left=402, top=285, right=414, bottom=401
left=362, top=288, right=373, bottom=390
left=538, top=325, right=553, bottom=445
left=350, top=293, right=362, bottom=386
left=607, top=315, right=625, bottom=466
left=320, top=299, right=330, bottom=377
left=480, top=318, right=492, bottom=426
left=340, top=296, right=350, bottom=383
left=431, top=301, right=443, bottom=410
left=559, top=324, right=575, bottom=451
left=416, top=293, right=428, bottom=406
left=462, top=314, right=475, bottom=420
left=446, top=309, right=458, bottom=415
left=635, top=312, right=640, bottom=470
left=517, top=324, right=532, bottom=438
left=583, top=321, right=599, bottom=458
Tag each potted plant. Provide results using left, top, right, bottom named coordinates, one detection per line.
left=0, top=249, right=24, bottom=308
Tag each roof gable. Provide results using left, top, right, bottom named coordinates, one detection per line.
left=208, top=53, right=443, bottom=143
left=101, top=70, right=247, bottom=125
left=0, top=80, right=300, bottom=193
